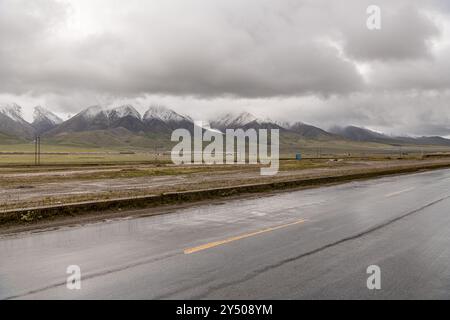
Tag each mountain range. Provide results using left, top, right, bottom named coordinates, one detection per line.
left=1, top=103, right=450, bottom=148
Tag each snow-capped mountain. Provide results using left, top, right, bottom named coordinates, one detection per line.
left=78, top=105, right=105, bottom=119
left=143, top=105, right=189, bottom=122
left=143, top=105, right=193, bottom=132
left=108, top=105, right=141, bottom=120
left=77, top=105, right=141, bottom=121
left=48, top=105, right=145, bottom=135
left=0, top=103, right=35, bottom=139
left=33, top=106, right=63, bottom=124
left=210, top=112, right=258, bottom=130
left=106, top=105, right=144, bottom=132
left=47, top=104, right=193, bottom=135
left=0, top=103, right=28, bottom=124
left=210, top=112, right=284, bottom=131
left=32, top=106, right=63, bottom=135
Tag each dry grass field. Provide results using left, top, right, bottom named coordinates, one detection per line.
left=1, top=152, right=450, bottom=212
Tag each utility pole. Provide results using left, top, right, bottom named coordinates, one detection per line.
left=35, top=136, right=41, bottom=165
left=34, top=136, right=37, bottom=165
left=38, top=136, right=41, bottom=165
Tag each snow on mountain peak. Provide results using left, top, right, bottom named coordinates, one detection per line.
left=0, top=103, right=27, bottom=123
left=214, top=112, right=258, bottom=127
left=107, top=105, right=141, bottom=119
left=33, top=106, right=63, bottom=124
left=79, top=105, right=142, bottom=120
left=143, top=105, right=187, bottom=122
left=235, top=112, right=258, bottom=125
left=79, top=105, right=106, bottom=119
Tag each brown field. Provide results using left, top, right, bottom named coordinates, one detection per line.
left=2, top=152, right=450, bottom=212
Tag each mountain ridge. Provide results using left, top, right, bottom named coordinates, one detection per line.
left=1, top=103, right=450, bottom=148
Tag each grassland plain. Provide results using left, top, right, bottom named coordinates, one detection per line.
left=3, top=130, right=450, bottom=165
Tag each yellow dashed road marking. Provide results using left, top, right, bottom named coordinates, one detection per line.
left=184, top=218, right=307, bottom=254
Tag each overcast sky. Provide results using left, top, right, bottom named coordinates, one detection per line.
left=1, top=0, right=450, bottom=136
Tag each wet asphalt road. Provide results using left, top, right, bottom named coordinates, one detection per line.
left=1, top=169, right=450, bottom=299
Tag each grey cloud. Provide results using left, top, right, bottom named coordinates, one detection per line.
left=1, top=0, right=450, bottom=137
left=369, top=48, right=450, bottom=90
left=0, top=0, right=446, bottom=98
left=340, top=2, right=440, bottom=61
left=0, top=0, right=366, bottom=98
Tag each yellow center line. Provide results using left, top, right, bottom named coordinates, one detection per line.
left=184, top=218, right=307, bottom=254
